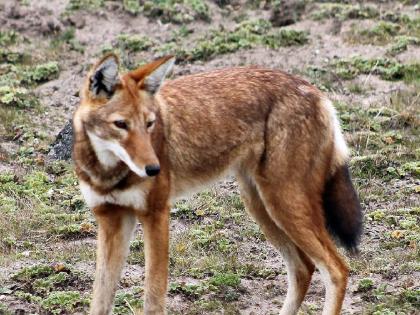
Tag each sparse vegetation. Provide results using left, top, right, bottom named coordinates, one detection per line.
left=0, top=86, right=37, bottom=108
left=0, top=30, right=20, bottom=47
left=345, top=21, right=400, bottom=45
left=10, top=264, right=90, bottom=314
left=117, top=34, right=154, bottom=52
left=113, top=288, right=144, bottom=314
left=311, top=3, right=379, bottom=21
left=23, top=62, right=60, bottom=84
left=158, top=19, right=308, bottom=62
left=387, top=35, right=420, bottom=55
left=40, top=291, right=89, bottom=314
left=357, top=278, right=374, bottom=292
left=332, top=57, right=420, bottom=82
left=130, top=0, right=211, bottom=23
left=66, top=0, right=104, bottom=11
left=1, top=0, right=419, bottom=314
left=345, top=16, right=420, bottom=47
left=123, top=0, right=141, bottom=15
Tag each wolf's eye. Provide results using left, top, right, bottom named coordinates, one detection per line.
left=114, top=120, right=128, bottom=130
left=146, top=120, right=155, bottom=129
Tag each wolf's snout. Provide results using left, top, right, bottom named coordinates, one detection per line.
left=145, top=164, right=160, bottom=176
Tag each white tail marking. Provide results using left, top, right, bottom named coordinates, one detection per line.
left=323, top=99, right=349, bottom=167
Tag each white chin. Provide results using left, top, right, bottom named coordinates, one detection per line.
left=111, top=150, right=147, bottom=178
left=87, top=131, right=147, bottom=177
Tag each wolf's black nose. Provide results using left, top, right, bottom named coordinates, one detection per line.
left=145, top=164, right=160, bottom=176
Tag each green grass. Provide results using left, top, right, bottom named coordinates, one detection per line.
left=113, top=288, right=144, bottom=314
left=123, top=0, right=141, bottom=15
left=336, top=88, right=419, bottom=185
left=138, top=0, right=211, bottom=23
left=157, top=19, right=308, bottom=62
left=22, top=62, right=60, bottom=84
left=332, top=57, right=420, bottom=83
left=345, top=15, right=420, bottom=47
left=10, top=263, right=91, bottom=314
left=345, top=21, right=400, bottom=45
left=0, top=30, right=20, bottom=47
left=311, top=3, right=379, bottom=21
left=0, top=86, right=37, bottom=108
left=40, top=291, right=89, bottom=314
left=51, top=27, right=85, bottom=53
left=0, top=164, right=90, bottom=257
left=66, top=0, right=104, bottom=11
left=117, top=34, right=154, bottom=52
left=0, top=49, right=26, bottom=64
left=387, top=36, right=420, bottom=55
left=0, top=46, right=60, bottom=141
left=1, top=1, right=419, bottom=313
left=357, top=278, right=374, bottom=292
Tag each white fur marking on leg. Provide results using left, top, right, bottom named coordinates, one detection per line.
left=318, top=264, right=337, bottom=315
left=90, top=214, right=136, bottom=315
left=280, top=258, right=300, bottom=315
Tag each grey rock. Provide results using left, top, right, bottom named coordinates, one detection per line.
left=48, top=120, right=74, bottom=161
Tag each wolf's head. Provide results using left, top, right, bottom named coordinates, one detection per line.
left=74, top=54, right=175, bottom=178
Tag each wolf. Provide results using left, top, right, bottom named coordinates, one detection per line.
left=73, top=54, right=362, bottom=315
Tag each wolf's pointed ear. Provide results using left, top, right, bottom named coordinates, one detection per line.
left=88, top=54, right=120, bottom=98
left=129, top=56, right=175, bottom=94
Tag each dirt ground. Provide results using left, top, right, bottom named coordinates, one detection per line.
left=0, top=0, right=419, bottom=314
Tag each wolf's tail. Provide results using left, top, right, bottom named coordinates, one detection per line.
left=322, top=99, right=363, bottom=254
left=323, top=164, right=363, bottom=254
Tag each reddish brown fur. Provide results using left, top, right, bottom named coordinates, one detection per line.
left=73, top=56, right=358, bottom=315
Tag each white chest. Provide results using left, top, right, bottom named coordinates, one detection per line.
left=79, top=181, right=147, bottom=210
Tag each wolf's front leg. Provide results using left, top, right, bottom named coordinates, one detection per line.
left=90, top=206, right=136, bottom=315
left=140, top=207, right=170, bottom=315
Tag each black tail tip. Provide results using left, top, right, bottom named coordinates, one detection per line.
left=323, top=164, right=363, bottom=254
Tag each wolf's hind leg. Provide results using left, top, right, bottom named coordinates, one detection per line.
left=255, top=178, right=349, bottom=315
left=237, top=172, right=315, bottom=315
left=90, top=206, right=136, bottom=315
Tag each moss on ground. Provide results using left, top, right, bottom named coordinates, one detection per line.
left=345, top=21, right=400, bottom=45
left=51, top=27, right=85, bottom=53
left=0, top=30, right=20, bottom=47
left=332, top=57, right=420, bottom=82
left=345, top=15, right=420, bottom=47
left=66, top=0, right=104, bottom=11
left=0, top=86, right=37, bottom=108
left=40, top=291, right=89, bottom=314
left=387, top=36, right=420, bottom=55
left=123, top=0, right=141, bottom=15
left=169, top=271, right=241, bottom=303
left=335, top=88, right=419, bottom=185
left=113, top=288, right=144, bottom=314
left=311, top=3, right=379, bottom=21
left=10, top=263, right=91, bottom=313
left=117, top=34, right=154, bottom=52
left=158, top=19, right=308, bottom=62
left=0, top=33, right=62, bottom=148
left=0, top=164, right=90, bottom=254
left=123, top=0, right=210, bottom=23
